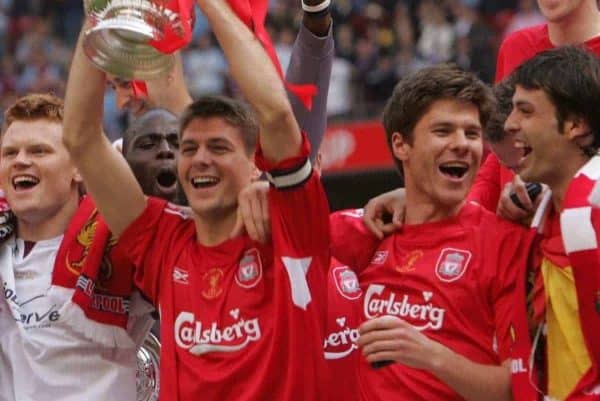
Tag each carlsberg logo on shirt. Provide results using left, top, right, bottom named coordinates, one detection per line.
left=175, top=311, right=262, bottom=355
left=364, top=284, right=445, bottom=330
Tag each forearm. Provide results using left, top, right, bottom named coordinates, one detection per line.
left=63, top=19, right=106, bottom=150
left=63, top=19, right=146, bottom=237
left=198, top=0, right=300, bottom=163
left=286, top=22, right=333, bottom=161
left=431, top=348, right=512, bottom=401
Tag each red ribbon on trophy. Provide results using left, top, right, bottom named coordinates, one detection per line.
left=132, top=0, right=317, bottom=109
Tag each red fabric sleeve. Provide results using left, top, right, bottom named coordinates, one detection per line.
left=118, top=198, right=193, bottom=304
left=255, top=132, right=330, bottom=262
left=329, top=209, right=380, bottom=273
left=468, top=153, right=503, bottom=212
left=488, top=221, right=533, bottom=361
left=495, top=40, right=508, bottom=83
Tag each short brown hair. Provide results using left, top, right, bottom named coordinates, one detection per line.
left=179, top=95, right=258, bottom=155
left=485, top=78, right=515, bottom=144
left=511, top=45, right=600, bottom=157
left=382, top=64, right=495, bottom=171
left=2, top=93, right=64, bottom=134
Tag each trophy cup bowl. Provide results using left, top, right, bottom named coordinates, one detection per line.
left=136, top=332, right=161, bottom=401
left=83, top=0, right=176, bottom=80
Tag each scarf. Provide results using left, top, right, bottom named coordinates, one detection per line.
left=49, top=195, right=153, bottom=348
left=558, top=156, right=600, bottom=399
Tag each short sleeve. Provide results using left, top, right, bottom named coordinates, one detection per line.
left=488, top=222, right=533, bottom=361
left=330, top=209, right=380, bottom=273
left=118, top=197, right=191, bottom=304
left=255, top=133, right=330, bottom=260
left=495, top=40, right=508, bottom=83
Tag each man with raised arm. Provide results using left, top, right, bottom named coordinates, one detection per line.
left=63, top=2, right=330, bottom=401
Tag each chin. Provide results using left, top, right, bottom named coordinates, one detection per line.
left=438, top=188, right=469, bottom=208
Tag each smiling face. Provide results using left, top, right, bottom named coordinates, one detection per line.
left=0, top=119, right=82, bottom=225
left=124, top=111, right=180, bottom=201
left=504, top=85, right=572, bottom=184
left=394, top=99, right=483, bottom=210
left=177, top=117, right=256, bottom=220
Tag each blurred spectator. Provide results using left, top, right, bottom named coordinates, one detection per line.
left=275, top=26, right=296, bottom=72
left=503, top=0, right=544, bottom=36
left=417, top=0, right=455, bottom=63
left=0, top=0, right=548, bottom=130
left=327, top=56, right=353, bottom=118
left=183, top=33, right=228, bottom=99
left=452, top=0, right=496, bottom=82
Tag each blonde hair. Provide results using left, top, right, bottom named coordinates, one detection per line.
left=2, top=93, right=64, bottom=134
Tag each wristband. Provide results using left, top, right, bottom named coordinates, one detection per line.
left=301, top=0, right=331, bottom=13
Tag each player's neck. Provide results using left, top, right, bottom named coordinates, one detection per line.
left=16, top=195, right=78, bottom=242
left=403, top=190, right=464, bottom=225
left=548, top=2, right=600, bottom=45
left=193, top=208, right=238, bottom=246
left=547, top=153, right=590, bottom=211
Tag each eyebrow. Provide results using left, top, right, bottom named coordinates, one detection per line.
left=136, top=132, right=178, bottom=140
left=206, top=137, right=233, bottom=146
left=513, top=100, right=533, bottom=109
left=429, top=121, right=482, bottom=131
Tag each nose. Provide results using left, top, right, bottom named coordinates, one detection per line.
left=14, top=149, right=32, bottom=166
left=504, top=109, right=518, bottom=135
left=193, top=146, right=212, bottom=166
left=157, top=139, right=175, bottom=160
left=450, top=130, right=470, bottom=155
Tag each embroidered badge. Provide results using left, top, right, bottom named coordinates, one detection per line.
left=333, top=266, right=362, bottom=300
left=235, top=248, right=263, bottom=289
left=202, top=268, right=224, bottom=300
left=435, top=248, right=471, bottom=282
left=396, top=249, right=423, bottom=273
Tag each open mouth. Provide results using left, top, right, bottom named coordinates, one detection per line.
left=156, top=170, right=177, bottom=189
left=438, top=162, right=469, bottom=179
left=515, top=140, right=533, bottom=161
left=12, top=175, right=40, bottom=191
left=191, top=176, right=220, bottom=189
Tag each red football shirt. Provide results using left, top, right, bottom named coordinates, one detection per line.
left=119, top=146, right=331, bottom=401
left=324, top=258, right=362, bottom=401
left=470, top=24, right=600, bottom=212
left=331, top=203, right=531, bottom=401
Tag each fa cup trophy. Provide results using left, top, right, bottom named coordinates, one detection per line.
left=83, top=0, right=190, bottom=80
left=136, top=332, right=161, bottom=401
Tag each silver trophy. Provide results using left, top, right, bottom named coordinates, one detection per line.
left=83, top=0, right=180, bottom=80
left=136, top=332, right=161, bottom=401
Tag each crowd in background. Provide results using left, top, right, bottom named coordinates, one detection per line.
left=0, top=0, right=544, bottom=136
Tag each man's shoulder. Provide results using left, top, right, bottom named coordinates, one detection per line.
left=500, top=24, right=548, bottom=51
left=462, top=201, right=529, bottom=236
